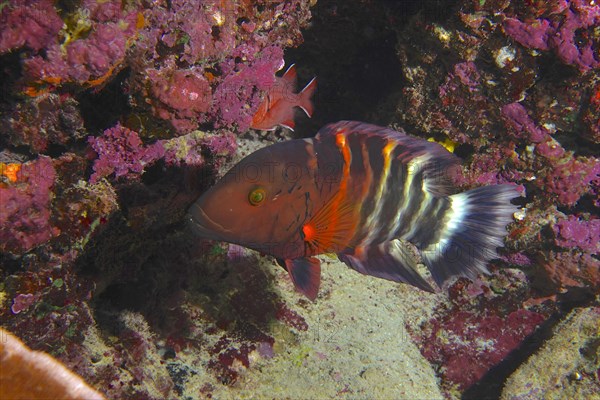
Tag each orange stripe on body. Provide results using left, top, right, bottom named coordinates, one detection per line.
left=382, top=141, right=395, bottom=167
left=335, top=132, right=352, bottom=195
left=301, top=130, right=358, bottom=253
left=357, top=139, right=397, bottom=248
left=340, top=139, right=396, bottom=257
left=317, top=132, right=354, bottom=250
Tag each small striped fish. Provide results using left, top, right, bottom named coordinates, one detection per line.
left=188, top=121, right=518, bottom=300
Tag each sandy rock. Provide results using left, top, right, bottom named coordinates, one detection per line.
left=501, top=305, right=600, bottom=400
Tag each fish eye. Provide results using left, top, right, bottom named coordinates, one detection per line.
left=248, top=188, right=266, bottom=206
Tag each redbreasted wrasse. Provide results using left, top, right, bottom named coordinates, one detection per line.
left=250, top=64, right=317, bottom=131
left=188, top=121, right=518, bottom=300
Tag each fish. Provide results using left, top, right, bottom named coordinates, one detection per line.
left=188, top=121, right=518, bottom=300
left=250, top=64, right=317, bottom=131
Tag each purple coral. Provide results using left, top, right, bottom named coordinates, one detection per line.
left=0, top=0, right=63, bottom=53
left=88, top=124, right=165, bottom=184
left=542, top=157, right=600, bottom=206
left=504, top=0, right=600, bottom=72
left=503, top=18, right=553, bottom=51
left=502, top=252, right=533, bottom=267
left=11, top=293, right=38, bottom=314
left=0, top=156, right=58, bottom=253
left=132, top=0, right=310, bottom=132
left=552, top=215, right=600, bottom=253
left=501, top=102, right=549, bottom=143
left=146, top=66, right=213, bottom=133
left=162, top=131, right=237, bottom=168
left=22, top=0, right=140, bottom=85
left=501, top=102, right=600, bottom=206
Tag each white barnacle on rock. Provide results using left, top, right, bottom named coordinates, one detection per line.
left=494, top=46, right=516, bottom=69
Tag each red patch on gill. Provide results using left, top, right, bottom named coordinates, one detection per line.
left=302, top=223, right=316, bottom=242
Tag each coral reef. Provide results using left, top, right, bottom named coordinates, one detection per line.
left=0, top=0, right=599, bottom=399
left=145, top=66, right=213, bottom=132
left=552, top=215, right=600, bottom=254
left=88, top=124, right=165, bottom=184
left=19, top=0, right=140, bottom=89
left=130, top=0, right=312, bottom=133
left=409, top=272, right=555, bottom=395
left=1, top=0, right=313, bottom=136
left=0, top=156, right=57, bottom=253
left=383, top=1, right=600, bottom=393
left=392, top=0, right=600, bottom=294
left=0, top=0, right=63, bottom=53
left=0, top=93, right=86, bottom=153
left=1, top=1, right=316, bottom=398
left=503, top=0, right=600, bottom=72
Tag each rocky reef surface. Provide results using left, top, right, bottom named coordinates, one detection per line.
left=0, top=0, right=598, bottom=399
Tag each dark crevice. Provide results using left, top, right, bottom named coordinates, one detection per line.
left=284, top=0, right=430, bottom=137
left=77, top=68, right=132, bottom=134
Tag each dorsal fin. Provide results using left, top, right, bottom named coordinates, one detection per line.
left=281, top=64, right=298, bottom=87
left=298, top=77, right=317, bottom=117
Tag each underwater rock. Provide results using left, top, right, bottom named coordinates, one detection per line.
left=392, top=0, right=600, bottom=300
left=0, top=92, right=86, bottom=154
left=0, top=156, right=58, bottom=253
left=409, top=272, right=554, bottom=395
left=501, top=306, right=600, bottom=400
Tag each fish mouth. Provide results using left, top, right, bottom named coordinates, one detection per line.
left=186, top=204, right=232, bottom=240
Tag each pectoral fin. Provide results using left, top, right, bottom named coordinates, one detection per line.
left=283, top=257, right=321, bottom=300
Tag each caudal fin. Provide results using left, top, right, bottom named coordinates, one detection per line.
left=420, top=185, right=519, bottom=287
left=298, top=77, right=317, bottom=117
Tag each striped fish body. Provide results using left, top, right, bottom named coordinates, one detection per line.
left=307, top=124, right=454, bottom=254
left=188, top=121, right=518, bottom=300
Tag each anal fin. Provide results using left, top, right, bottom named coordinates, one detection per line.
left=338, top=240, right=435, bottom=292
left=280, top=118, right=296, bottom=131
left=283, top=257, right=321, bottom=300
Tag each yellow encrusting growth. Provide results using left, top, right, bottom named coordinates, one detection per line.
left=60, top=8, right=92, bottom=50
left=428, top=137, right=458, bottom=153
left=0, top=162, right=21, bottom=183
